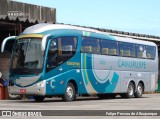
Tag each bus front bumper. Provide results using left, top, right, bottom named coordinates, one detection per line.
left=8, top=80, right=46, bottom=96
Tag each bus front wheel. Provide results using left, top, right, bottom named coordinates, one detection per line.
left=33, top=96, right=45, bottom=102
left=62, top=82, right=76, bottom=102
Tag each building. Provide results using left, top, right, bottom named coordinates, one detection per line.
left=0, top=0, right=56, bottom=78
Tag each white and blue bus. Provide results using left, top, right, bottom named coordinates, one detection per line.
left=1, top=24, right=158, bottom=102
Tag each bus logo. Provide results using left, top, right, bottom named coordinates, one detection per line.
left=2, top=111, right=11, bottom=116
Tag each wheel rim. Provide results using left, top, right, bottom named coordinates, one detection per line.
left=128, top=85, right=134, bottom=96
left=66, top=86, right=73, bottom=98
left=137, top=85, right=142, bottom=95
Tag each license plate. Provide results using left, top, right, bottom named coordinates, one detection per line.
left=20, top=89, right=26, bottom=93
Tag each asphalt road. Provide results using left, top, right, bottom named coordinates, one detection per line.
left=0, top=94, right=160, bottom=119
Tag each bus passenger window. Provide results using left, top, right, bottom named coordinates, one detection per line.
left=146, top=46, right=156, bottom=59
left=102, top=48, right=109, bottom=55
left=136, top=45, right=146, bottom=58
left=81, top=37, right=100, bottom=54
left=101, top=40, right=118, bottom=55
left=119, top=42, right=135, bottom=57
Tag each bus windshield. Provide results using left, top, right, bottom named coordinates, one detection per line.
left=11, top=38, right=43, bottom=74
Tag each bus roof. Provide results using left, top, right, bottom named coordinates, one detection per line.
left=23, top=23, right=157, bottom=46
left=23, top=23, right=104, bottom=35
left=113, top=36, right=157, bottom=46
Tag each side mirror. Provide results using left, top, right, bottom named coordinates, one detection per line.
left=1, top=36, right=17, bottom=53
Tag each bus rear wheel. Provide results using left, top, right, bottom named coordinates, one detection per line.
left=33, top=96, right=45, bottom=102
left=62, top=82, right=76, bottom=102
left=134, top=83, right=143, bottom=98
left=125, top=82, right=134, bottom=98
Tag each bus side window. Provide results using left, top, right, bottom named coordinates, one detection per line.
left=136, top=45, right=146, bottom=58
left=58, top=36, right=77, bottom=63
left=101, top=40, right=119, bottom=56
left=46, top=36, right=77, bottom=72
left=146, top=46, right=156, bottom=59
left=119, top=42, right=135, bottom=57
left=81, top=37, right=100, bottom=54
left=47, top=39, right=58, bottom=70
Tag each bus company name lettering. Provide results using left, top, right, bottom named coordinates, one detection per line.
left=118, top=59, right=146, bottom=69
left=67, top=62, right=80, bottom=68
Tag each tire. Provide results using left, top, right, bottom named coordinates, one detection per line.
left=33, top=96, right=45, bottom=102
left=134, top=83, right=143, bottom=98
left=125, top=82, right=134, bottom=98
left=62, top=82, right=76, bottom=102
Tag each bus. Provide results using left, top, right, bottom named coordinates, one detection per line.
left=1, top=23, right=158, bottom=102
